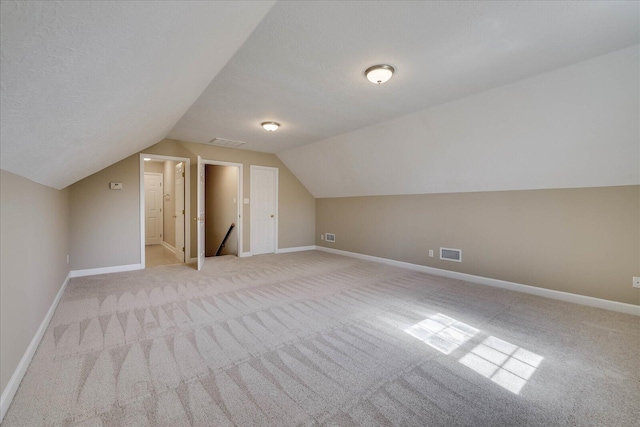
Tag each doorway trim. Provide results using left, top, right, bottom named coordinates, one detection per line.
left=199, top=159, right=244, bottom=262
left=139, top=153, right=191, bottom=269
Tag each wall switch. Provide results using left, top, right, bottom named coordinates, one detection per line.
left=633, top=277, right=640, bottom=289
left=320, top=234, right=324, bottom=240
left=428, top=250, right=434, bottom=257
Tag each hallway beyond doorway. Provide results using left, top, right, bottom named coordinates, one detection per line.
left=145, top=244, right=181, bottom=267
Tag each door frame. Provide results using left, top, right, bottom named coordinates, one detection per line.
left=143, top=172, right=164, bottom=245
left=198, top=159, right=244, bottom=265
left=250, top=165, right=278, bottom=255
left=139, top=153, right=191, bottom=269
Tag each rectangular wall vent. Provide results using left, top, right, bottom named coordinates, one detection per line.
left=325, top=233, right=336, bottom=243
left=204, top=138, right=247, bottom=148
left=440, top=247, right=462, bottom=262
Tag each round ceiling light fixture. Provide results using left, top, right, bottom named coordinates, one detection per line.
left=261, top=121, right=280, bottom=132
left=365, top=64, right=395, bottom=84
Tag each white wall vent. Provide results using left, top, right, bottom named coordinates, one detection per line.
left=440, top=247, right=462, bottom=262
left=325, top=233, right=336, bottom=243
left=204, top=138, right=247, bottom=148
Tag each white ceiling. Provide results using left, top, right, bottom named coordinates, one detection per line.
left=1, top=1, right=638, bottom=190
left=279, top=46, right=639, bottom=198
left=169, top=1, right=639, bottom=153
left=0, top=1, right=274, bottom=189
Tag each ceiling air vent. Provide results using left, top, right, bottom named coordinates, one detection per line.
left=440, top=247, right=462, bottom=262
left=205, top=138, right=247, bottom=148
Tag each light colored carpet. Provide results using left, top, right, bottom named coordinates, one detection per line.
left=3, top=251, right=639, bottom=426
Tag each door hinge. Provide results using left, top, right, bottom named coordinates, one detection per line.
left=182, top=209, right=185, bottom=214
left=182, top=172, right=185, bottom=177
left=182, top=247, right=185, bottom=252
left=160, top=182, right=162, bottom=186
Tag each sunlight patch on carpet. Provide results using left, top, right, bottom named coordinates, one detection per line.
left=459, top=336, right=543, bottom=394
left=403, top=313, right=479, bottom=354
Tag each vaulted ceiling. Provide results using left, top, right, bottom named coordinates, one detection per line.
left=1, top=1, right=638, bottom=191
left=169, top=1, right=639, bottom=153
left=0, top=1, right=274, bottom=189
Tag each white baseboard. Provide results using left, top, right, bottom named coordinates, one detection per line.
left=161, top=241, right=176, bottom=254
left=276, top=245, right=317, bottom=254
left=315, top=246, right=640, bottom=316
left=239, top=252, right=252, bottom=258
left=69, top=263, right=143, bottom=278
left=1, top=272, right=71, bottom=422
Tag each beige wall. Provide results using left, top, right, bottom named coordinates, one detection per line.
left=143, top=161, right=164, bottom=174
left=69, top=155, right=141, bottom=269
left=0, top=170, right=70, bottom=393
left=316, top=186, right=640, bottom=306
left=205, top=165, right=239, bottom=256
left=69, top=139, right=315, bottom=270
left=163, top=160, right=177, bottom=248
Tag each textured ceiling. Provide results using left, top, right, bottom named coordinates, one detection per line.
left=1, top=1, right=638, bottom=190
left=168, top=1, right=639, bottom=153
left=0, top=1, right=274, bottom=189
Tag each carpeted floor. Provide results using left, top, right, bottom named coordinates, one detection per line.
left=3, top=251, right=639, bottom=426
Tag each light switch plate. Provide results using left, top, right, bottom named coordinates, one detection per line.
left=633, top=277, right=640, bottom=289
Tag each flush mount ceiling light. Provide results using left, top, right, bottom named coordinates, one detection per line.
left=143, top=158, right=151, bottom=161
left=365, top=64, right=395, bottom=84
left=261, top=121, right=280, bottom=131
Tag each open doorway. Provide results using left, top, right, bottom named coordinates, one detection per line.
left=196, top=158, right=243, bottom=270
left=140, top=154, right=191, bottom=269
left=205, top=164, right=239, bottom=257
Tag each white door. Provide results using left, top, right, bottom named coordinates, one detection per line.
left=197, top=156, right=205, bottom=270
left=250, top=166, right=278, bottom=255
left=174, top=162, right=185, bottom=262
left=144, top=173, right=163, bottom=245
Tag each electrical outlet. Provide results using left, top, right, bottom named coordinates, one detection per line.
left=633, top=277, right=640, bottom=289
left=428, top=250, right=434, bottom=257
left=320, top=234, right=324, bottom=240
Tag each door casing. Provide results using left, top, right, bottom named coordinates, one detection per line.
left=196, top=158, right=244, bottom=270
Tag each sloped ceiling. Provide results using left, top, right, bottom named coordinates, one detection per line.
left=278, top=47, right=639, bottom=198
left=1, top=1, right=638, bottom=194
left=0, top=0, right=274, bottom=189
left=169, top=1, right=639, bottom=153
